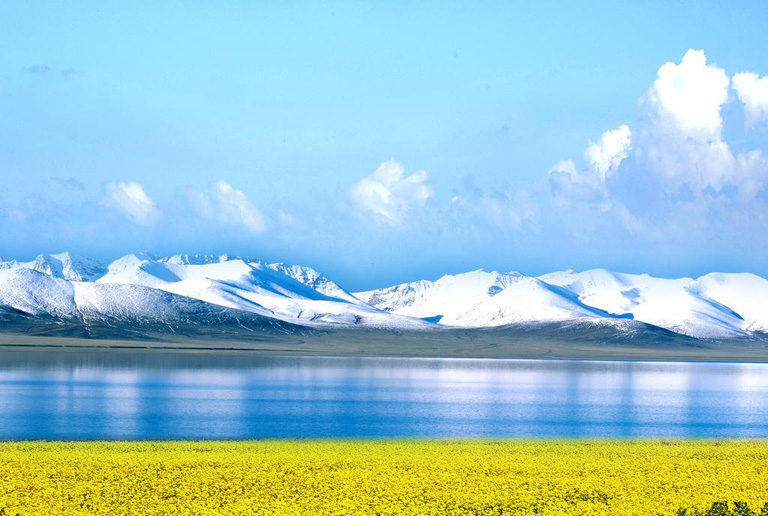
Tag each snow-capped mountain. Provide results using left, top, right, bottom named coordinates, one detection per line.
left=96, top=253, right=426, bottom=328
left=538, top=269, right=766, bottom=338
left=266, top=262, right=360, bottom=304
left=359, top=268, right=768, bottom=339
left=0, top=252, right=106, bottom=282
left=0, top=252, right=429, bottom=333
left=696, top=273, right=768, bottom=334
left=0, top=251, right=766, bottom=340
left=354, top=270, right=618, bottom=326
left=0, top=267, right=298, bottom=335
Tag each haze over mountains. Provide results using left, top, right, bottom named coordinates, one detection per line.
left=0, top=252, right=766, bottom=341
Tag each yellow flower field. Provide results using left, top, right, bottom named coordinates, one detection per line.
left=0, top=440, right=767, bottom=515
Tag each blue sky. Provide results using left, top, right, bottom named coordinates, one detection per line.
left=2, top=1, right=768, bottom=289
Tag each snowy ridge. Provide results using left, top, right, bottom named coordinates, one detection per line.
left=538, top=269, right=762, bottom=338
left=355, top=270, right=622, bottom=328
left=0, top=268, right=293, bottom=335
left=0, top=251, right=766, bottom=339
left=696, top=273, right=768, bottom=334
left=266, top=263, right=362, bottom=304
left=0, top=252, right=106, bottom=282
left=358, top=268, right=768, bottom=338
left=96, top=254, right=429, bottom=328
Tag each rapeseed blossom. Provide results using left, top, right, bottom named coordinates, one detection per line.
left=0, top=440, right=766, bottom=515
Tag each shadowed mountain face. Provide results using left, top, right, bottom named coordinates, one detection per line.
left=0, top=252, right=767, bottom=341
left=0, top=288, right=309, bottom=341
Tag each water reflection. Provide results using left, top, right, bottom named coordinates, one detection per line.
left=1, top=351, right=768, bottom=439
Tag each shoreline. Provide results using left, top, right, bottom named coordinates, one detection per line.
left=2, top=332, right=768, bottom=363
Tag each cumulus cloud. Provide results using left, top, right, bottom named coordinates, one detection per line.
left=549, top=160, right=604, bottom=204
left=190, top=180, right=266, bottom=233
left=350, top=160, right=433, bottom=224
left=646, top=49, right=729, bottom=140
left=549, top=125, right=631, bottom=205
left=101, top=181, right=159, bottom=225
left=640, top=50, right=768, bottom=196
left=544, top=47, right=768, bottom=252
left=584, top=125, right=632, bottom=182
left=733, top=72, right=768, bottom=128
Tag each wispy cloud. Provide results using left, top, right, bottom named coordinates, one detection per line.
left=24, top=64, right=84, bottom=78
left=60, top=67, right=83, bottom=78
left=51, top=177, right=86, bottom=191
left=101, top=182, right=159, bottom=225
left=24, top=64, right=51, bottom=74
left=189, top=180, right=266, bottom=233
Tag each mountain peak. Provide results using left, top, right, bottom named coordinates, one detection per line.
left=161, top=254, right=236, bottom=266
left=266, top=262, right=361, bottom=304
left=0, top=252, right=106, bottom=282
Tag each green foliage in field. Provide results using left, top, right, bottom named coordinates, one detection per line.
left=676, top=500, right=768, bottom=515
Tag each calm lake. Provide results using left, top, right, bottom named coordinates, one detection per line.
left=1, top=350, right=768, bottom=440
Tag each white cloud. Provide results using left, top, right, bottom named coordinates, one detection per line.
left=640, top=49, right=766, bottom=195
left=544, top=48, right=768, bottom=247
left=548, top=125, right=631, bottom=205
left=584, top=124, right=632, bottom=181
left=351, top=160, right=433, bottom=224
left=646, top=49, right=729, bottom=140
left=733, top=72, right=768, bottom=128
left=548, top=159, right=604, bottom=203
left=101, top=181, right=159, bottom=225
left=190, top=180, right=266, bottom=233
left=736, top=149, right=768, bottom=199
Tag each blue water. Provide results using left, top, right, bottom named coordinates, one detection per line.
left=1, top=351, right=768, bottom=439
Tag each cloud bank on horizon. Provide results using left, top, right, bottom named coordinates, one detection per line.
left=2, top=48, right=768, bottom=288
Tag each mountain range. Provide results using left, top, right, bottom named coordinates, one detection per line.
left=1, top=252, right=766, bottom=341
